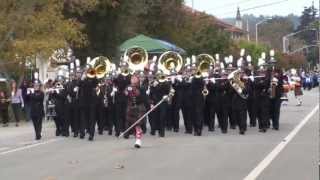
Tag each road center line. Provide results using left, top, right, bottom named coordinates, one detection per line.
left=0, top=138, right=62, bottom=156
left=244, top=104, right=319, bottom=180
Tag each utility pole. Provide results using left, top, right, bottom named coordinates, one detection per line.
left=317, top=0, right=320, bottom=70
left=247, top=19, right=250, bottom=41
left=192, top=0, right=194, bottom=12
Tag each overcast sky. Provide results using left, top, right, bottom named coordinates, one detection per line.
left=185, top=0, right=316, bottom=18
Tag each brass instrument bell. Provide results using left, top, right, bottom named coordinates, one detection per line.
left=158, top=51, right=183, bottom=75
left=196, top=54, right=215, bottom=77
left=125, top=46, right=148, bottom=72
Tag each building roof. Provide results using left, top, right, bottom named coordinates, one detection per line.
left=183, top=6, right=246, bottom=34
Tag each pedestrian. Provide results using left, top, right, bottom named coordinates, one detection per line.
left=10, top=80, right=24, bottom=126
left=0, top=90, right=10, bottom=127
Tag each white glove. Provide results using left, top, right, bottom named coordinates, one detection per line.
left=21, top=104, right=24, bottom=108
left=67, top=95, right=72, bottom=103
left=171, top=77, right=175, bottom=84
left=127, top=86, right=132, bottom=91
left=272, top=77, right=278, bottom=83
left=73, top=86, right=79, bottom=92
left=112, top=87, right=118, bottom=92
left=210, top=78, right=216, bottom=84
left=146, top=88, right=150, bottom=95
left=249, top=75, right=254, bottom=82
left=110, top=91, right=115, bottom=97
left=153, top=81, right=159, bottom=87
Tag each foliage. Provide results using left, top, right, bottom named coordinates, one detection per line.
left=236, top=40, right=269, bottom=65
left=296, top=5, right=318, bottom=66
left=278, top=53, right=307, bottom=69
left=259, top=17, right=295, bottom=50
left=0, top=0, right=87, bottom=81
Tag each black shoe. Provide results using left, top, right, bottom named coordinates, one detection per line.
left=142, top=129, right=147, bottom=134
left=80, top=134, right=85, bottom=139
left=88, top=136, right=94, bottom=141
left=208, top=128, right=214, bottom=132
left=230, top=126, right=236, bottom=129
left=115, top=132, right=120, bottom=137
left=173, top=129, right=179, bottom=133
left=239, top=131, right=245, bottom=135
left=221, top=130, right=227, bottom=134
left=250, top=124, right=256, bottom=127
left=36, top=135, right=41, bottom=140
left=259, top=129, right=267, bottom=133
left=56, top=131, right=61, bottom=136
left=98, top=131, right=103, bottom=135
left=124, top=134, right=129, bottom=139
left=185, top=130, right=192, bottom=134
left=272, top=127, right=279, bottom=131
left=63, top=132, right=70, bottom=137
left=73, top=133, right=78, bottom=138
left=159, top=131, right=165, bottom=137
left=150, top=130, right=156, bottom=136
left=108, top=131, right=112, bottom=135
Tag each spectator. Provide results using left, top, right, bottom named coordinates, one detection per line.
left=10, top=80, right=24, bottom=126
left=0, top=90, right=9, bottom=127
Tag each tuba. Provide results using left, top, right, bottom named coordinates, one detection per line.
left=196, top=54, right=214, bottom=96
left=196, top=54, right=215, bottom=77
left=158, top=51, right=184, bottom=75
left=87, top=56, right=112, bottom=79
left=125, top=46, right=148, bottom=72
left=228, top=69, right=248, bottom=99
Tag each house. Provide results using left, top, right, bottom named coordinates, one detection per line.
left=183, top=6, right=247, bottom=40
left=35, top=48, right=73, bottom=83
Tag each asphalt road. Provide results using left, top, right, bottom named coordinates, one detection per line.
left=0, top=88, right=318, bottom=180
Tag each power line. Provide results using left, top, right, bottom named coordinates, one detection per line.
left=205, top=0, right=256, bottom=12
left=214, top=0, right=290, bottom=17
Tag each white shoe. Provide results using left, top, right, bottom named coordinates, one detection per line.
left=134, top=139, right=141, bottom=148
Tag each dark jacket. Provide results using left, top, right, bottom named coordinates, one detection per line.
left=29, top=90, right=45, bottom=118
left=191, top=77, right=205, bottom=107
left=79, top=78, right=98, bottom=107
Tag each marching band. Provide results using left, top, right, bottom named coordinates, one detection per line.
left=24, top=47, right=304, bottom=148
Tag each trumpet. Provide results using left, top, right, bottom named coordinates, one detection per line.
left=45, top=82, right=65, bottom=93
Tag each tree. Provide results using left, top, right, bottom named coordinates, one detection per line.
left=259, top=17, right=295, bottom=50
left=296, top=4, right=318, bottom=66
left=0, top=0, right=87, bottom=80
